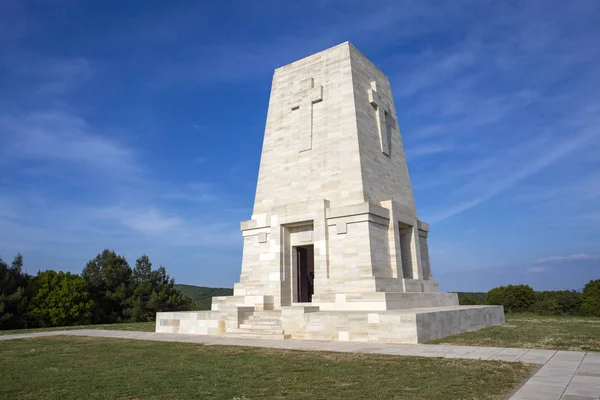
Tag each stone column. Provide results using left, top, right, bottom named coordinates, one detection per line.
left=408, top=222, right=424, bottom=280
left=418, top=230, right=432, bottom=280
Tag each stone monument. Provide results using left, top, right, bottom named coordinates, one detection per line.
left=157, top=42, right=504, bottom=343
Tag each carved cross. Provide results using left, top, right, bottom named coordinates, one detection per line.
left=368, top=81, right=394, bottom=156
left=290, top=77, right=323, bottom=152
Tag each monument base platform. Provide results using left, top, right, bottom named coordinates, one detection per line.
left=156, top=294, right=504, bottom=344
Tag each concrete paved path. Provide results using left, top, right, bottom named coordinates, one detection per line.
left=2, top=329, right=599, bottom=399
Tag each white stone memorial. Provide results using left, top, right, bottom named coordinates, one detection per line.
left=157, top=42, right=504, bottom=343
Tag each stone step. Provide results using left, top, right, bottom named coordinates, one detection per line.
left=225, top=332, right=291, bottom=340
left=236, top=327, right=285, bottom=334
left=250, top=311, right=282, bottom=318
left=239, top=323, right=282, bottom=331
left=245, top=317, right=281, bottom=324
left=225, top=328, right=290, bottom=340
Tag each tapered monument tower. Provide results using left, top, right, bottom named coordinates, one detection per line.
left=157, top=42, right=504, bottom=343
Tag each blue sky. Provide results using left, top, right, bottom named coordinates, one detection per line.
left=1, top=0, right=599, bottom=292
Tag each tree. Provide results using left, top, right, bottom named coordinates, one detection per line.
left=531, top=296, right=562, bottom=316
left=124, top=255, right=155, bottom=321
left=146, top=265, right=193, bottom=315
left=27, top=270, right=93, bottom=327
left=0, top=253, right=28, bottom=329
left=581, top=279, right=600, bottom=317
left=533, top=290, right=581, bottom=316
left=82, top=250, right=132, bottom=323
left=124, top=255, right=192, bottom=321
left=485, top=284, right=536, bottom=313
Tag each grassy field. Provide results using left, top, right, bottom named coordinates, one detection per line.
left=0, top=336, right=534, bottom=400
left=427, top=313, right=600, bottom=352
left=0, top=321, right=155, bottom=335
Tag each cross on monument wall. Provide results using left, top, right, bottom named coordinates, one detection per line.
left=290, top=77, right=323, bottom=152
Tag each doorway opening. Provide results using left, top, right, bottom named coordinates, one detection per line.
left=295, top=245, right=314, bottom=302
left=399, top=223, right=413, bottom=279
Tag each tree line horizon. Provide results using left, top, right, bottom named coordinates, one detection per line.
left=1, top=249, right=599, bottom=331
left=0, top=249, right=193, bottom=330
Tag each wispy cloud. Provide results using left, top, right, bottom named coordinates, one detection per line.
left=163, top=182, right=218, bottom=203
left=536, top=254, right=600, bottom=264
left=406, top=143, right=456, bottom=159
left=526, top=266, right=546, bottom=273
left=35, top=58, right=93, bottom=95
left=398, top=51, right=475, bottom=97
left=0, top=110, right=139, bottom=176
left=426, top=124, right=599, bottom=222
left=120, top=209, right=183, bottom=235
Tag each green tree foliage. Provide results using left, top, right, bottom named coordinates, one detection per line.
left=581, top=279, right=600, bottom=317
left=124, top=255, right=193, bottom=321
left=146, top=266, right=193, bottom=315
left=27, top=270, right=93, bottom=327
left=82, top=250, right=132, bottom=323
left=175, top=284, right=233, bottom=310
left=458, top=294, right=480, bottom=305
left=533, top=290, right=581, bottom=316
left=0, top=250, right=192, bottom=331
left=531, top=296, right=562, bottom=316
left=0, top=254, right=28, bottom=329
left=485, top=284, right=536, bottom=313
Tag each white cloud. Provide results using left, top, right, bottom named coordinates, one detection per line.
left=426, top=125, right=599, bottom=222
left=536, top=254, right=600, bottom=264
left=399, top=51, right=475, bottom=97
left=406, top=143, right=456, bottom=159
left=526, top=266, right=546, bottom=273
left=163, top=181, right=219, bottom=203
left=121, top=209, right=183, bottom=234
left=0, top=110, right=140, bottom=176
left=35, top=57, right=93, bottom=95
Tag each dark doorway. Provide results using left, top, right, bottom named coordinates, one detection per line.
left=399, top=223, right=413, bottom=279
left=295, top=245, right=314, bottom=302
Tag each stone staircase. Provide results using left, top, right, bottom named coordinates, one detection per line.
left=227, top=310, right=290, bottom=339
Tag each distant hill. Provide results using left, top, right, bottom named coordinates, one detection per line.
left=457, top=292, right=486, bottom=305
left=175, top=284, right=233, bottom=310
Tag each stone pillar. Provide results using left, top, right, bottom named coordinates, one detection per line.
left=409, top=222, right=424, bottom=280
left=419, top=229, right=433, bottom=280
left=380, top=200, right=401, bottom=279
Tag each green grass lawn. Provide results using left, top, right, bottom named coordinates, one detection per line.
left=0, top=336, right=534, bottom=400
left=427, top=313, right=600, bottom=352
left=0, top=321, right=155, bottom=335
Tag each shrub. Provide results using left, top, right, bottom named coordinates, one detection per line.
left=581, top=279, right=600, bottom=317
left=532, top=297, right=562, bottom=316
left=533, top=290, right=581, bottom=316
left=485, top=284, right=536, bottom=313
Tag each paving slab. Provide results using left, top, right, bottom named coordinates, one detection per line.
left=519, top=349, right=558, bottom=364
left=511, top=382, right=566, bottom=400
left=489, top=348, right=530, bottom=362
left=456, top=346, right=505, bottom=360
left=561, top=395, right=600, bottom=400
